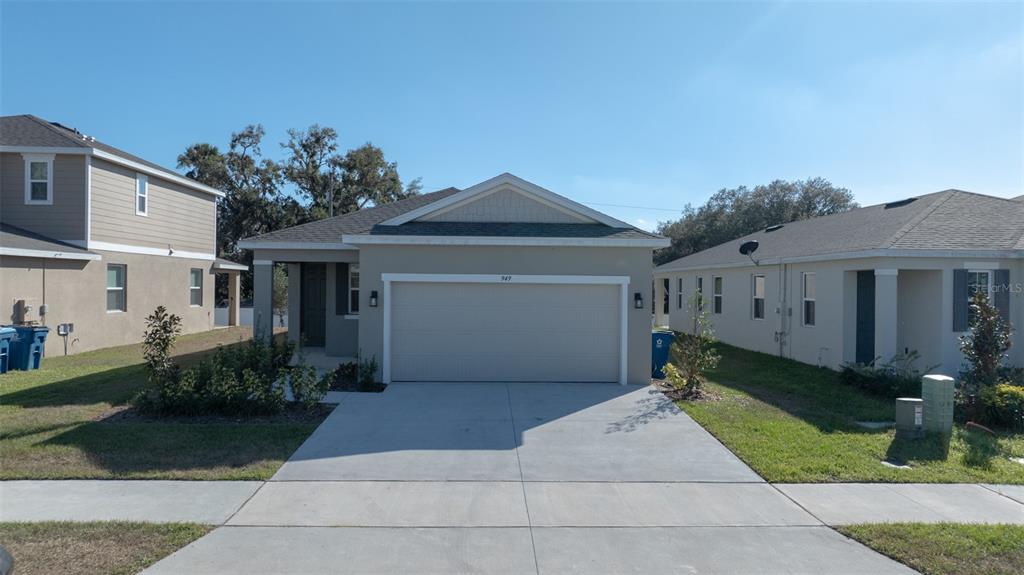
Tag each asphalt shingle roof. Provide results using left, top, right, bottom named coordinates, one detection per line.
left=0, top=223, right=97, bottom=256
left=241, top=188, right=462, bottom=244
left=657, top=190, right=1024, bottom=271
left=370, top=222, right=659, bottom=239
left=0, top=115, right=208, bottom=187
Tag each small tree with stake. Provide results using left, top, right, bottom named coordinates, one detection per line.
left=663, top=291, right=720, bottom=400
left=141, top=306, right=182, bottom=387
left=959, top=290, right=1013, bottom=392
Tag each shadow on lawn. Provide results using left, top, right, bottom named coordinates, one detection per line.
left=705, top=343, right=895, bottom=435
left=1, top=345, right=250, bottom=409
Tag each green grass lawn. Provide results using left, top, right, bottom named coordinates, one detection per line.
left=676, top=344, right=1024, bottom=483
left=0, top=521, right=210, bottom=575
left=839, top=523, right=1024, bottom=575
left=0, top=328, right=325, bottom=480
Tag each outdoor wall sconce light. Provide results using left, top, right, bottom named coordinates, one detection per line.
left=369, top=290, right=379, bottom=307
left=634, top=292, right=644, bottom=309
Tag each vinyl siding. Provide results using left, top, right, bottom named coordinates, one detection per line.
left=0, top=152, right=87, bottom=241
left=420, top=188, right=591, bottom=224
left=90, top=158, right=215, bottom=254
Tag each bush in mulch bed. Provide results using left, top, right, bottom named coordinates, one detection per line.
left=325, top=356, right=387, bottom=393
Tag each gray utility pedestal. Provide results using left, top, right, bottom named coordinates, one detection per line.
left=922, top=374, right=954, bottom=435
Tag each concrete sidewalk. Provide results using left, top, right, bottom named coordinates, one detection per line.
left=2, top=479, right=1020, bottom=527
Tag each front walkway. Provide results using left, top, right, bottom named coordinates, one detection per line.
left=2, top=384, right=1021, bottom=574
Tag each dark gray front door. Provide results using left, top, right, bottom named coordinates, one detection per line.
left=855, top=270, right=875, bottom=364
left=301, top=263, right=327, bottom=347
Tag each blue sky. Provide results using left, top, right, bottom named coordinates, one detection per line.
left=2, top=1, right=1021, bottom=231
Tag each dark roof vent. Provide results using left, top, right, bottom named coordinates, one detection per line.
left=764, top=224, right=784, bottom=233
left=884, top=198, right=917, bottom=209
left=49, top=121, right=81, bottom=135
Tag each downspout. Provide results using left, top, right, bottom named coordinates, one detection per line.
left=778, top=262, right=787, bottom=358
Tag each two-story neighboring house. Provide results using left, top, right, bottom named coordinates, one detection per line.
left=0, top=114, right=244, bottom=355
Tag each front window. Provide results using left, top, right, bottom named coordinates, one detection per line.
left=752, top=275, right=765, bottom=320
left=967, top=270, right=992, bottom=326
left=189, top=268, right=203, bottom=306
left=24, top=155, right=53, bottom=204
left=712, top=276, right=723, bottom=314
left=802, top=273, right=816, bottom=326
left=136, top=174, right=148, bottom=216
left=349, top=264, right=360, bottom=314
left=677, top=278, right=683, bottom=309
left=696, top=277, right=704, bottom=310
left=106, top=264, right=126, bottom=312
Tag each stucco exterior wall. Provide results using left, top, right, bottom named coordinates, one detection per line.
left=657, top=255, right=1022, bottom=377
left=90, top=158, right=216, bottom=254
left=356, top=244, right=654, bottom=385
left=0, top=152, right=87, bottom=242
left=0, top=251, right=214, bottom=355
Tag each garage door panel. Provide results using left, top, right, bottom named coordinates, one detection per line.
left=390, top=282, right=620, bottom=383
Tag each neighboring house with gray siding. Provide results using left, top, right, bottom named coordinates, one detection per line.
left=240, top=173, right=669, bottom=385
left=653, top=190, right=1024, bottom=377
left=0, top=114, right=245, bottom=355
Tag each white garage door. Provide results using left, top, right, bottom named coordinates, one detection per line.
left=389, top=281, right=621, bottom=382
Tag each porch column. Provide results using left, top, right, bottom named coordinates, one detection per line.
left=874, top=269, right=899, bottom=362
left=253, top=260, right=274, bottom=342
left=227, top=272, right=240, bottom=327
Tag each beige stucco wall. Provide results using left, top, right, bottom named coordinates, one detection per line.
left=0, top=251, right=214, bottom=355
left=0, top=152, right=87, bottom=242
left=90, top=158, right=216, bottom=254
left=356, top=244, right=654, bottom=385
left=657, top=256, right=1022, bottom=377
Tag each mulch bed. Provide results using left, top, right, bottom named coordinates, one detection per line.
left=651, top=379, right=722, bottom=402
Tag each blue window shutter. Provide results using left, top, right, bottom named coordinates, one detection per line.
left=953, top=269, right=968, bottom=332
left=994, top=269, right=1010, bottom=325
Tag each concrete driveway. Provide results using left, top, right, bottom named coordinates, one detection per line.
left=145, top=383, right=917, bottom=574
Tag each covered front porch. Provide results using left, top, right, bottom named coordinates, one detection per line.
left=250, top=249, right=361, bottom=364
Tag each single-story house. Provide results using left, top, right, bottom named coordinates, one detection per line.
left=654, top=190, right=1023, bottom=377
left=239, top=173, right=669, bottom=384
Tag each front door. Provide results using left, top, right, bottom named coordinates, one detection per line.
left=301, top=263, right=327, bottom=347
left=855, top=270, right=875, bottom=364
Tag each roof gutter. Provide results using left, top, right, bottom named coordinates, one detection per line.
left=342, top=234, right=671, bottom=248
left=237, top=241, right=360, bottom=250
left=0, top=247, right=102, bottom=261
left=654, top=248, right=1024, bottom=274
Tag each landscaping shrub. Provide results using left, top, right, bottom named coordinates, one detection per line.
left=358, top=354, right=380, bottom=390
left=978, top=384, right=1024, bottom=431
left=839, top=350, right=934, bottom=399
left=135, top=328, right=312, bottom=416
left=141, top=306, right=182, bottom=388
left=663, top=291, right=720, bottom=400
left=959, top=291, right=1013, bottom=392
left=287, top=363, right=332, bottom=410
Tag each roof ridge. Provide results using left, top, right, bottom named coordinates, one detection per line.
left=879, top=190, right=958, bottom=249
left=23, top=114, right=89, bottom=148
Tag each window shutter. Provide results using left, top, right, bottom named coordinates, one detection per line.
left=335, top=263, right=348, bottom=315
left=994, top=269, right=1010, bottom=325
left=952, top=269, right=968, bottom=332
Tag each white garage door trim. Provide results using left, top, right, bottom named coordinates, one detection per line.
left=382, top=273, right=630, bottom=385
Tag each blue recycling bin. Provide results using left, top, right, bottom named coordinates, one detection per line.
left=652, top=331, right=675, bottom=379
left=0, top=327, right=16, bottom=374
left=11, top=326, right=49, bottom=371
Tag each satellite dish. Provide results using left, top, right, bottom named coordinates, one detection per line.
left=739, top=240, right=760, bottom=265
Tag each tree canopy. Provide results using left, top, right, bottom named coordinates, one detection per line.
left=654, top=178, right=858, bottom=266
left=177, top=123, right=419, bottom=298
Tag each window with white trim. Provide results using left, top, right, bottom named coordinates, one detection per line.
left=967, top=270, right=992, bottom=326
left=348, top=264, right=360, bottom=314
left=696, top=277, right=704, bottom=310
left=136, top=174, right=148, bottom=216
left=189, top=268, right=203, bottom=306
left=802, top=272, right=816, bottom=326
left=677, top=278, right=683, bottom=309
left=752, top=274, right=766, bottom=320
left=24, top=155, right=54, bottom=204
left=712, top=276, right=723, bottom=314
left=106, top=264, right=126, bottom=312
